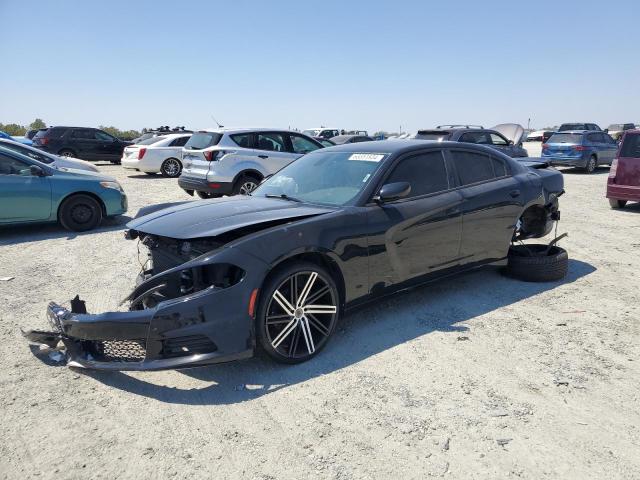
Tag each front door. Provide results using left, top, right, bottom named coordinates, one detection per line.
left=366, top=150, right=464, bottom=289
left=0, top=153, right=51, bottom=221
left=255, top=132, right=298, bottom=174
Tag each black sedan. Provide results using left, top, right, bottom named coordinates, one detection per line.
left=23, top=141, right=564, bottom=370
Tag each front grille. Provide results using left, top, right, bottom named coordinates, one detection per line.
left=91, top=339, right=147, bottom=362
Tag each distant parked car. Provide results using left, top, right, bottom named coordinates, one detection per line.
left=121, top=133, right=191, bottom=178
left=558, top=123, right=602, bottom=132
left=313, top=137, right=336, bottom=147
left=604, top=123, right=635, bottom=141
left=0, top=146, right=127, bottom=231
left=330, top=134, right=374, bottom=145
left=302, top=128, right=341, bottom=139
left=32, top=126, right=132, bottom=163
left=0, top=130, right=32, bottom=146
left=542, top=131, right=617, bottom=173
left=413, top=124, right=528, bottom=157
left=130, top=126, right=193, bottom=144
left=607, top=130, right=640, bottom=208
left=179, top=128, right=323, bottom=198
left=0, top=138, right=99, bottom=173
left=522, top=130, right=554, bottom=157
left=25, top=129, right=43, bottom=140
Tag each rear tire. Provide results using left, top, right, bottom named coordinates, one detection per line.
left=232, top=174, right=260, bottom=196
left=160, top=158, right=182, bottom=178
left=505, top=244, right=568, bottom=282
left=58, top=149, right=76, bottom=158
left=58, top=194, right=103, bottom=232
left=584, top=155, right=597, bottom=173
left=609, top=198, right=627, bottom=209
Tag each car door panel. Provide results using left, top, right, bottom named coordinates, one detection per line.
left=366, top=192, right=464, bottom=288
left=0, top=165, right=52, bottom=221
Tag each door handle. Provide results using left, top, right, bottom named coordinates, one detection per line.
left=258, top=155, right=269, bottom=159
left=509, top=189, right=521, bottom=198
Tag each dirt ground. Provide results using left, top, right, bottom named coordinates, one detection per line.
left=1, top=163, right=639, bottom=480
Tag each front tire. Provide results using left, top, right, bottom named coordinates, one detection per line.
left=584, top=155, right=597, bottom=173
left=160, top=158, right=182, bottom=178
left=609, top=198, right=627, bottom=209
left=257, top=262, right=340, bottom=364
left=58, top=194, right=103, bottom=232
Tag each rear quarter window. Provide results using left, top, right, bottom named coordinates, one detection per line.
left=620, top=134, right=640, bottom=158
left=450, top=150, right=495, bottom=185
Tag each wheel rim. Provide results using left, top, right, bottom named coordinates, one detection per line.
left=70, top=204, right=93, bottom=224
left=265, top=271, right=337, bottom=359
left=239, top=181, right=258, bottom=195
left=163, top=159, right=180, bottom=177
left=62, top=151, right=73, bottom=157
left=588, top=157, right=596, bottom=172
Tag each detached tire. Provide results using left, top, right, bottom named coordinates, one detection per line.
left=59, top=194, right=103, bottom=232
left=506, top=244, right=568, bottom=282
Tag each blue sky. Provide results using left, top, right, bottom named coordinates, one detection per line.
left=1, top=0, right=639, bottom=133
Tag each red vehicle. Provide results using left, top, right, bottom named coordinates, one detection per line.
left=607, top=130, right=640, bottom=208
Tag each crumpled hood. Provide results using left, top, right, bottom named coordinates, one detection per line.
left=490, top=123, right=525, bottom=145
left=127, top=195, right=335, bottom=240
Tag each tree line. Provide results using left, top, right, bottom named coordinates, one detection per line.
left=0, top=119, right=142, bottom=140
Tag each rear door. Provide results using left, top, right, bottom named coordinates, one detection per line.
left=366, top=150, right=463, bottom=286
left=447, top=149, right=523, bottom=263
left=0, top=153, right=52, bottom=221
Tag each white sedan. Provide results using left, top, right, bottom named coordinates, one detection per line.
left=121, top=134, right=191, bottom=178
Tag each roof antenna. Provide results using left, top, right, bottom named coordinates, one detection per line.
left=210, top=115, right=224, bottom=128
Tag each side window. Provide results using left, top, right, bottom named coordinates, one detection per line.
left=0, top=153, right=30, bottom=175
left=491, top=156, right=508, bottom=177
left=460, top=132, right=491, bottom=145
left=170, top=136, right=189, bottom=147
left=95, top=131, right=115, bottom=142
left=385, top=151, right=449, bottom=198
left=586, top=133, right=599, bottom=143
left=290, top=134, right=321, bottom=154
left=450, top=150, right=495, bottom=185
left=71, top=129, right=95, bottom=140
left=256, top=133, right=286, bottom=152
left=489, top=133, right=508, bottom=146
left=230, top=133, right=253, bottom=148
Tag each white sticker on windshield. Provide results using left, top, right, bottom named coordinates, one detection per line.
left=349, top=153, right=384, bottom=162
left=362, top=173, right=371, bottom=183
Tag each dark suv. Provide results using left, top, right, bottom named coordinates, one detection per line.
left=32, top=127, right=132, bottom=163
left=414, top=124, right=528, bottom=158
left=558, top=123, right=602, bottom=132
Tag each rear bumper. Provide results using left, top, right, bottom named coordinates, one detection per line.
left=543, top=156, right=587, bottom=168
left=178, top=175, right=234, bottom=196
left=606, top=184, right=640, bottom=201
left=122, top=158, right=158, bottom=172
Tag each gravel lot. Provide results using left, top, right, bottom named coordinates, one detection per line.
left=1, top=163, right=639, bottom=480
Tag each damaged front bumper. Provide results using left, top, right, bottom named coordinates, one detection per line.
left=23, top=245, right=267, bottom=371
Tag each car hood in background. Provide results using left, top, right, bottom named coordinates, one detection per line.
left=127, top=195, right=335, bottom=240
left=490, top=123, right=525, bottom=145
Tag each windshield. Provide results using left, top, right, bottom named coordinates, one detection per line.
left=547, top=133, right=583, bottom=144
left=302, top=129, right=320, bottom=137
left=415, top=131, right=449, bottom=141
left=253, top=151, right=386, bottom=206
left=558, top=124, right=585, bottom=131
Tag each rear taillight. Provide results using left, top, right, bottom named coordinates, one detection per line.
left=204, top=150, right=227, bottom=161
left=573, top=145, right=587, bottom=151
left=40, top=137, right=49, bottom=145
left=542, top=144, right=549, bottom=150
left=138, top=148, right=147, bottom=160
left=609, top=158, right=618, bottom=179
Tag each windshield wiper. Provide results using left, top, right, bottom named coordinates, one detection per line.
left=265, top=193, right=302, bottom=202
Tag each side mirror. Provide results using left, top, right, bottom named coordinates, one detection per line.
left=604, top=128, right=609, bottom=133
left=508, top=140, right=514, bottom=146
left=30, top=165, right=46, bottom=177
left=374, top=182, right=411, bottom=203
